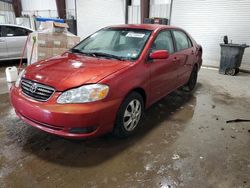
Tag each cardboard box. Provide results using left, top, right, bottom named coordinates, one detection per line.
left=27, top=45, right=52, bottom=64
left=67, top=35, right=80, bottom=48
left=37, top=47, right=53, bottom=60
left=52, top=48, right=68, bottom=57
left=39, top=21, right=69, bottom=33
left=27, top=21, right=80, bottom=64
left=36, top=33, right=49, bottom=47
left=47, top=34, right=68, bottom=48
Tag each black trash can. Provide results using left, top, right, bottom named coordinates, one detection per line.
left=219, top=43, right=249, bottom=75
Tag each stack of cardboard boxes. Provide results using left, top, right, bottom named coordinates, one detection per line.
left=27, top=21, right=80, bottom=64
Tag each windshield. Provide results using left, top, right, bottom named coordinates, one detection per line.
left=72, top=28, right=152, bottom=60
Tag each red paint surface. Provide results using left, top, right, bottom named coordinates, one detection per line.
left=11, top=24, right=202, bottom=138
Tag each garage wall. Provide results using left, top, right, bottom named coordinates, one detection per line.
left=171, top=0, right=250, bottom=68
left=128, top=0, right=141, bottom=24
left=0, top=1, right=15, bottom=24
left=150, top=0, right=171, bottom=19
left=76, top=0, right=126, bottom=39
left=65, top=0, right=75, bottom=19
left=21, top=0, right=58, bottom=17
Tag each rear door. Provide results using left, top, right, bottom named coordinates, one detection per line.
left=2, top=26, right=31, bottom=59
left=148, top=30, right=178, bottom=103
left=172, top=30, right=195, bottom=87
left=0, top=26, right=8, bottom=59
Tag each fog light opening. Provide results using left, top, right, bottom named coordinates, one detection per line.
left=69, top=127, right=96, bottom=134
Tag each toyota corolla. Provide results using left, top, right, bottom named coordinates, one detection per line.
left=10, top=24, right=202, bottom=139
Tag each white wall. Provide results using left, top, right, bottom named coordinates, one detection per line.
left=151, top=0, right=171, bottom=4
left=21, top=0, right=58, bottom=17
left=128, top=6, right=141, bottom=24
left=128, top=0, right=141, bottom=24
left=132, top=0, right=140, bottom=5
left=65, top=0, right=76, bottom=19
left=171, top=0, right=250, bottom=68
left=150, top=0, right=171, bottom=18
left=0, top=1, right=15, bottom=24
left=76, top=0, right=126, bottom=39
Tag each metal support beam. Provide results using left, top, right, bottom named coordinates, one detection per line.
left=56, top=0, right=66, bottom=19
left=140, top=0, right=149, bottom=24
left=125, top=0, right=129, bottom=24
left=169, top=0, right=173, bottom=25
left=12, top=0, right=22, bottom=17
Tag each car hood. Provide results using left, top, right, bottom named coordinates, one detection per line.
left=24, top=53, right=130, bottom=91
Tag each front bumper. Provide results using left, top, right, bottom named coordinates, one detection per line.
left=10, top=86, right=121, bottom=139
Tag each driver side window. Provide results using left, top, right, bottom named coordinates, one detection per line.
left=151, top=30, right=174, bottom=54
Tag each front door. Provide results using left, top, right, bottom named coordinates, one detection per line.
left=0, top=26, right=8, bottom=59
left=2, top=26, right=29, bottom=59
left=148, top=30, right=178, bottom=104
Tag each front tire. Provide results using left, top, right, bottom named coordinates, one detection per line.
left=113, top=92, right=144, bottom=138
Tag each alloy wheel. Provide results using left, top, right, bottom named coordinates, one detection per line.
left=123, top=99, right=142, bottom=131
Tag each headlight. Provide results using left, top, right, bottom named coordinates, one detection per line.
left=57, top=84, right=109, bottom=104
left=15, top=69, right=26, bottom=87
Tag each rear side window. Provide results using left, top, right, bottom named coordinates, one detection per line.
left=3, top=26, right=30, bottom=37
left=173, top=30, right=191, bottom=51
left=151, top=30, right=174, bottom=53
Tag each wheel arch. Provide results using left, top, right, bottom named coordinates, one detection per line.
left=128, top=87, right=147, bottom=105
left=115, top=86, right=147, bottom=117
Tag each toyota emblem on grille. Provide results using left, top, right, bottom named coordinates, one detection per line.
left=30, top=84, right=37, bottom=93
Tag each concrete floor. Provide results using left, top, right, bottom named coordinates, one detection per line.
left=0, top=64, right=250, bottom=188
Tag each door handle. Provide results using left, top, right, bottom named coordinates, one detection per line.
left=191, top=50, right=194, bottom=55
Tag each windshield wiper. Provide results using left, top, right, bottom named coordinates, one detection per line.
left=70, top=50, right=126, bottom=61
left=86, top=52, right=126, bottom=61
left=69, top=48, right=85, bottom=54
left=69, top=49, right=97, bottom=57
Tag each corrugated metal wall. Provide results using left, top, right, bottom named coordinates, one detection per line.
left=76, top=0, right=125, bottom=39
left=150, top=0, right=171, bottom=18
left=65, top=0, right=75, bottom=19
left=21, top=0, right=75, bottom=19
left=171, top=0, right=250, bottom=69
left=0, top=1, right=15, bottom=24
left=21, top=0, right=58, bottom=17
left=128, top=0, right=141, bottom=24
left=128, top=5, right=141, bottom=24
left=128, top=0, right=171, bottom=24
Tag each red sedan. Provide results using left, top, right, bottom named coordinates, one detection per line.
left=10, top=24, right=202, bottom=139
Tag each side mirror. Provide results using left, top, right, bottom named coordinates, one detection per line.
left=149, top=50, right=169, bottom=59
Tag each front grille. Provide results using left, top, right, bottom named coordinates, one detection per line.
left=21, top=79, right=55, bottom=101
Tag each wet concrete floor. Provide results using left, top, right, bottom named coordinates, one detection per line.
left=0, top=65, right=250, bottom=188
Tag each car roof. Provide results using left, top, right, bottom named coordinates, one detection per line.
left=107, top=24, right=181, bottom=31
left=0, top=24, right=34, bottom=31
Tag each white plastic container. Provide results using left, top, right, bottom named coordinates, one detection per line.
left=5, top=66, right=18, bottom=82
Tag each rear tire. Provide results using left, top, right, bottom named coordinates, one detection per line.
left=113, top=92, right=144, bottom=138
left=183, top=65, right=198, bottom=92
